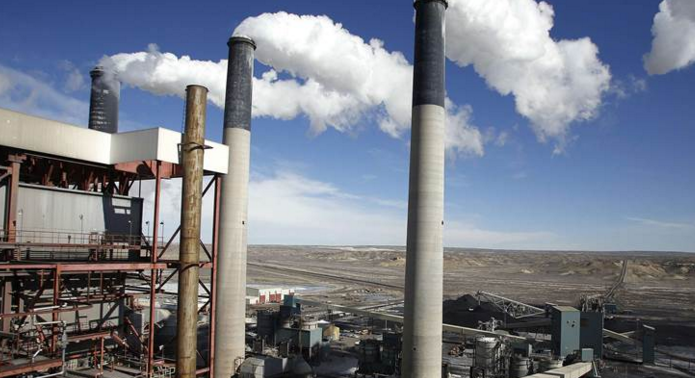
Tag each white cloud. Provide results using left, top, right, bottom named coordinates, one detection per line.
left=0, top=64, right=88, bottom=125
left=64, top=69, right=85, bottom=93
left=610, top=75, right=648, bottom=99
left=101, top=13, right=486, bottom=158
left=445, top=221, right=554, bottom=249
left=139, top=168, right=553, bottom=248
left=251, top=170, right=555, bottom=247
left=644, top=0, right=695, bottom=75
left=444, top=101, right=484, bottom=158
left=625, top=217, right=694, bottom=230
left=446, top=0, right=612, bottom=152
left=247, top=171, right=405, bottom=245
left=58, top=60, right=86, bottom=93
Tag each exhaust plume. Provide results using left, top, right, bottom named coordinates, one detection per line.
left=446, top=0, right=612, bottom=152
left=100, top=13, right=485, bottom=157
left=103, top=2, right=612, bottom=155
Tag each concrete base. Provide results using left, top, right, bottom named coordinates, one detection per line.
left=214, top=127, right=251, bottom=377
left=402, top=104, right=446, bottom=378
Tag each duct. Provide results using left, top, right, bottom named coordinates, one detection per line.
left=214, top=35, right=256, bottom=378
left=88, top=66, right=120, bottom=134
left=402, top=1, right=448, bottom=377
left=176, top=85, right=208, bottom=378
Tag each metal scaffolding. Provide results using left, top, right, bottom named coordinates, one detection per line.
left=475, top=291, right=546, bottom=320
left=0, top=148, right=221, bottom=378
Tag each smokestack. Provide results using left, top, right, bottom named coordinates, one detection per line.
left=88, top=66, right=120, bottom=133
left=214, top=35, right=256, bottom=378
left=176, top=85, right=208, bottom=378
left=402, top=1, right=447, bottom=377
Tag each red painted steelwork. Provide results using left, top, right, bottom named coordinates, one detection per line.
left=208, top=175, right=221, bottom=378
left=0, top=358, right=63, bottom=378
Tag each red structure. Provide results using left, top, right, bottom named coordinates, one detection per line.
left=0, top=145, right=221, bottom=377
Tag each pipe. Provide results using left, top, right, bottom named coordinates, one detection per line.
left=88, top=66, right=120, bottom=134
left=214, top=35, right=256, bottom=378
left=402, top=1, right=448, bottom=377
left=176, top=85, right=208, bottom=378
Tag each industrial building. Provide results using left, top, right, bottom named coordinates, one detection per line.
left=246, top=287, right=295, bottom=306
left=0, top=102, right=227, bottom=377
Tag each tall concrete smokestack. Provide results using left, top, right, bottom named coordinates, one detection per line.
left=88, top=66, right=120, bottom=133
left=176, top=85, right=207, bottom=378
left=214, top=35, right=256, bottom=378
left=402, top=1, right=447, bottom=377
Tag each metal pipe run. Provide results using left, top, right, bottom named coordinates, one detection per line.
left=214, top=35, right=256, bottom=378
left=176, top=85, right=208, bottom=378
left=402, top=1, right=448, bottom=377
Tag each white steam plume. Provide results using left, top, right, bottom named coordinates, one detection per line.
left=644, top=0, right=695, bottom=75
left=100, top=13, right=485, bottom=157
left=445, top=0, right=612, bottom=152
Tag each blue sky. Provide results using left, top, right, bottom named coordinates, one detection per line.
left=1, top=0, right=694, bottom=251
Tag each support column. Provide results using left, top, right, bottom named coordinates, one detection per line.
left=5, top=156, right=23, bottom=243
left=52, top=266, right=61, bottom=353
left=208, top=176, right=221, bottom=378
left=176, top=85, right=208, bottom=378
left=147, top=161, right=162, bottom=376
left=1, top=280, right=12, bottom=333
left=214, top=35, right=256, bottom=378
left=402, top=1, right=448, bottom=377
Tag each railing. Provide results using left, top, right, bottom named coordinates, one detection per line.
left=0, top=229, right=155, bottom=246
left=0, top=229, right=158, bottom=261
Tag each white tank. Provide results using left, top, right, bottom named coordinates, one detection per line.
left=475, top=337, right=499, bottom=370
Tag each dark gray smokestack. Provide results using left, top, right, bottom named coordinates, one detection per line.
left=223, top=36, right=255, bottom=131
left=214, top=35, right=256, bottom=378
left=88, top=66, right=120, bottom=133
left=402, top=0, right=448, bottom=377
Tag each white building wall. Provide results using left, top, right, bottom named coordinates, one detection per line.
left=0, top=108, right=229, bottom=174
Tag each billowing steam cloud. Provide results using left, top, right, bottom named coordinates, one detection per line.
left=101, top=13, right=484, bottom=157
left=237, top=12, right=485, bottom=155
left=103, top=46, right=229, bottom=107
left=236, top=12, right=412, bottom=137
left=103, top=2, right=613, bottom=155
left=446, top=0, right=612, bottom=152
left=644, top=0, right=695, bottom=75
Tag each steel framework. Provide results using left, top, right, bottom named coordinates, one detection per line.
left=0, top=148, right=220, bottom=378
left=475, top=291, right=545, bottom=320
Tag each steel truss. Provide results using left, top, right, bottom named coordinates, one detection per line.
left=0, top=150, right=221, bottom=378
left=475, top=291, right=545, bottom=320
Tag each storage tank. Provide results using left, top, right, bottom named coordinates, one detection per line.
left=509, top=355, right=530, bottom=378
left=475, top=337, right=499, bottom=371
